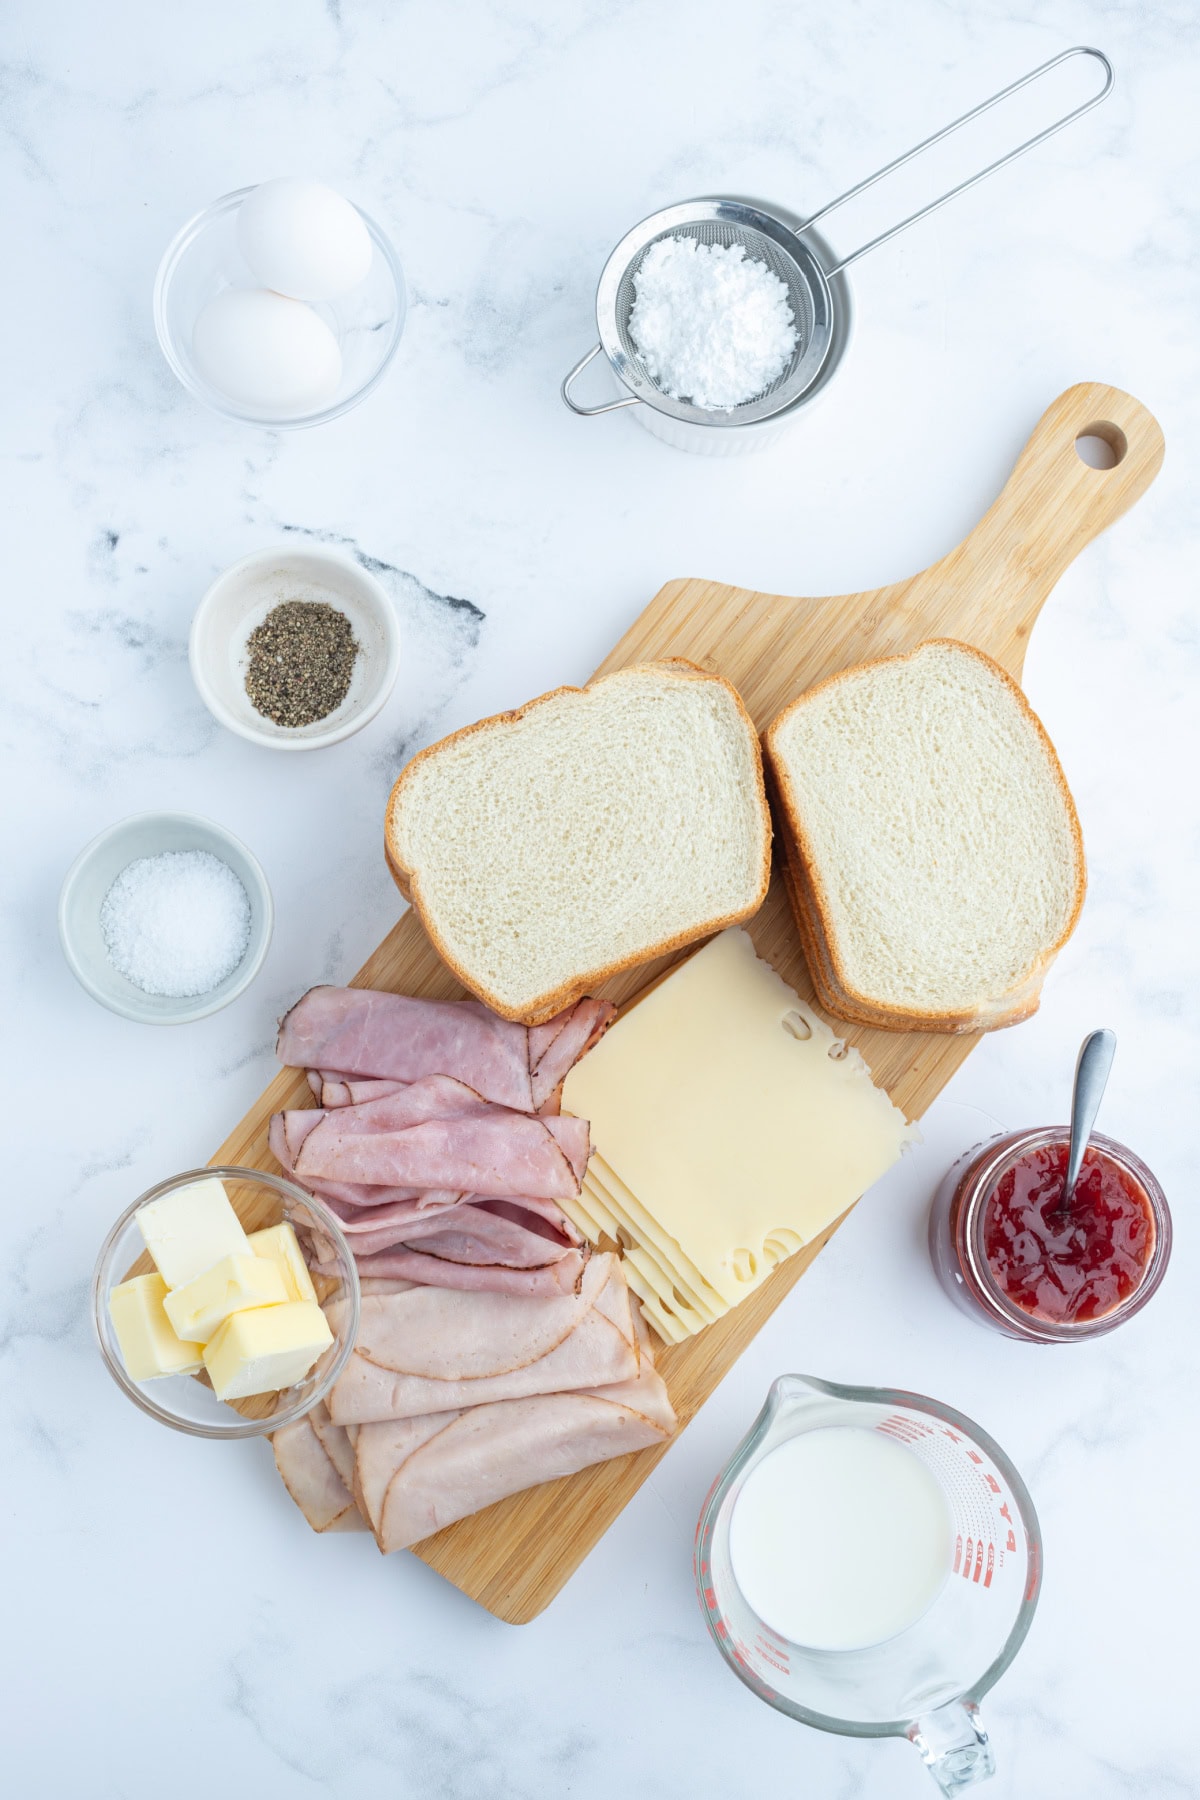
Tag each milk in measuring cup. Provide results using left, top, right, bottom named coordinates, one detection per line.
left=728, top=1425, right=952, bottom=1650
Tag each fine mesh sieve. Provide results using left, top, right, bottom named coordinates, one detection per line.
left=563, top=47, right=1113, bottom=429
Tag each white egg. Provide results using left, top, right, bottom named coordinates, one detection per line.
left=192, top=287, right=342, bottom=417
left=236, top=177, right=373, bottom=302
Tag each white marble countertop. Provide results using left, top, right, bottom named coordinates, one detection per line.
left=4, top=2, right=1197, bottom=1795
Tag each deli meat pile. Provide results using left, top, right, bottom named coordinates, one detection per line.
left=277, top=985, right=612, bottom=1111
left=272, top=985, right=614, bottom=1297
left=269, top=986, right=676, bottom=1547
left=273, top=1265, right=675, bottom=1549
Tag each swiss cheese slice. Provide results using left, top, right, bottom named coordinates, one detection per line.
left=569, top=1182, right=691, bottom=1342
left=577, top=1170, right=717, bottom=1336
left=584, top=1159, right=725, bottom=1321
left=562, top=928, right=916, bottom=1336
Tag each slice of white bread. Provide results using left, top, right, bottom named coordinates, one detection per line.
left=764, top=640, right=1085, bottom=1032
left=385, top=660, right=772, bottom=1022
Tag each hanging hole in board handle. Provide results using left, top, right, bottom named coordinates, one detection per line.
left=1075, top=422, right=1128, bottom=469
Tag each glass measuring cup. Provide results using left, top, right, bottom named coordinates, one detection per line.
left=695, top=1376, right=1041, bottom=1795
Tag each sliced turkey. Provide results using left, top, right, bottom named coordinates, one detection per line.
left=328, top=1252, right=636, bottom=1424
left=271, top=1403, right=363, bottom=1533
left=354, top=1359, right=676, bottom=1551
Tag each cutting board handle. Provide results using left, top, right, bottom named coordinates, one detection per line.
left=936, top=382, right=1165, bottom=649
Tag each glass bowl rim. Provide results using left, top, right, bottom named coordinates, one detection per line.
left=92, top=1163, right=361, bottom=1437
left=152, top=185, right=406, bottom=429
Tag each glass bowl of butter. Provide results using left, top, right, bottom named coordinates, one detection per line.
left=92, top=1166, right=360, bottom=1438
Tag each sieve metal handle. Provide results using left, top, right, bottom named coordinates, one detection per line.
left=561, top=344, right=643, bottom=415
left=800, top=45, right=1114, bottom=277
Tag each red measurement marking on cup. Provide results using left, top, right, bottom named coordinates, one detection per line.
left=876, top=1414, right=931, bottom=1445
left=755, top=1636, right=791, bottom=1675
left=873, top=1413, right=1014, bottom=1592
left=956, top=1534, right=997, bottom=1583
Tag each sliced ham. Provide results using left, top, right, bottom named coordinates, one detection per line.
left=330, top=1199, right=581, bottom=1263
left=314, top=1074, right=407, bottom=1109
left=277, top=986, right=615, bottom=1114
left=314, top=1069, right=568, bottom=1116
left=526, top=1015, right=568, bottom=1070
left=316, top=1192, right=589, bottom=1295
left=280, top=1106, right=322, bottom=1165
left=271, top=1405, right=364, bottom=1533
left=328, top=1252, right=636, bottom=1423
left=354, top=1360, right=676, bottom=1551
left=325, top=1191, right=581, bottom=1239
left=528, top=997, right=616, bottom=1109
left=299, top=1074, right=496, bottom=1133
left=273, top=991, right=609, bottom=1238
left=292, top=1107, right=590, bottom=1201
left=278, top=987, right=540, bottom=1111
left=313, top=1195, right=590, bottom=1296
left=269, top=1112, right=464, bottom=1213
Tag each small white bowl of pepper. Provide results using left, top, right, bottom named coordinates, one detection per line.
left=189, top=544, right=400, bottom=749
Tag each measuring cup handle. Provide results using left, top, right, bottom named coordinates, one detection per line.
left=908, top=1701, right=995, bottom=1795
left=561, top=345, right=642, bottom=416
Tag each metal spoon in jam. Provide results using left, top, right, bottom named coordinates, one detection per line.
left=1059, top=1028, right=1117, bottom=1215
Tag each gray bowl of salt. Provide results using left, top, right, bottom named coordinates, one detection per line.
left=57, top=812, right=273, bottom=1024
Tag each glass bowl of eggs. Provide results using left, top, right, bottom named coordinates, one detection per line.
left=92, top=1166, right=360, bottom=1438
left=154, top=180, right=406, bottom=428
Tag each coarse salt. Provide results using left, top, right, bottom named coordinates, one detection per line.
left=628, top=236, right=798, bottom=411
left=100, top=850, right=251, bottom=998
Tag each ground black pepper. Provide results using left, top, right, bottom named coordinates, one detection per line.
left=244, top=600, right=359, bottom=727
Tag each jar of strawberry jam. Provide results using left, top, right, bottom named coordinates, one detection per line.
left=928, top=1127, right=1171, bottom=1343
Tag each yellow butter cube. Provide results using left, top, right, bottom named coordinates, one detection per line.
left=247, top=1222, right=317, bottom=1304
left=162, top=1253, right=288, bottom=1343
left=136, top=1177, right=250, bottom=1288
left=203, top=1301, right=334, bottom=1402
left=109, top=1273, right=204, bottom=1381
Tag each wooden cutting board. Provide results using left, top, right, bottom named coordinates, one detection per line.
left=214, top=381, right=1162, bottom=1622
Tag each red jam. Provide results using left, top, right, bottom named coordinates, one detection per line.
left=982, top=1142, right=1155, bottom=1324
